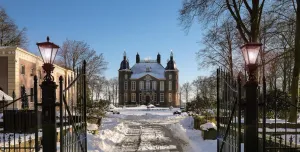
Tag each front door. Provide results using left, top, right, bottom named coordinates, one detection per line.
left=146, top=96, right=150, bottom=105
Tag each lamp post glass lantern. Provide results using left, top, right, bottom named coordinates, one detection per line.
left=241, top=43, right=261, bottom=75
left=37, top=36, right=60, bottom=81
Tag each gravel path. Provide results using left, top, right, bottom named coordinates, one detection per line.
left=115, top=121, right=184, bottom=152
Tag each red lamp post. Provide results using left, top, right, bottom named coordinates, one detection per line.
left=241, top=42, right=261, bottom=152
left=36, top=36, right=60, bottom=152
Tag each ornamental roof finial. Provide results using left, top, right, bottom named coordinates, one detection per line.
left=123, top=49, right=126, bottom=57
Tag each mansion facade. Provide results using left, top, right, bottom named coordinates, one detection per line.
left=118, top=52, right=179, bottom=107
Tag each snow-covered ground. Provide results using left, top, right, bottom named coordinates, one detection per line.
left=87, top=106, right=217, bottom=152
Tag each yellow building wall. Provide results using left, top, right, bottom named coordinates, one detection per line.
left=0, top=47, right=75, bottom=109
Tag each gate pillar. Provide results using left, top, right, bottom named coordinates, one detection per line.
left=41, top=80, right=58, bottom=152
left=244, top=78, right=258, bottom=152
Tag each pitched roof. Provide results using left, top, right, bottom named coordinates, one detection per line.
left=130, top=62, right=165, bottom=79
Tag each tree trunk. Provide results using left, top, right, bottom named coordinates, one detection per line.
left=251, top=0, right=260, bottom=42
left=289, top=2, right=300, bottom=122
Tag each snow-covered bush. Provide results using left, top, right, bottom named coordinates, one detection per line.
left=200, top=122, right=217, bottom=131
left=87, top=123, right=99, bottom=135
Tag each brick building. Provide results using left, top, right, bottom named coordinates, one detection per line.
left=118, top=52, right=179, bottom=107
left=0, top=46, right=75, bottom=109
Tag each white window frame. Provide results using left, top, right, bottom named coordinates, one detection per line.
left=146, top=81, right=150, bottom=90
left=124, top=93, right=128, bottom=102
left=160, top=81, right=164, bottom=91
left=169, top=81, right=172, bottom=91
left=139, top=81, right=144, bottom=90
left=160, top=93, right=164, bottom=102
left=131, top=81, right=136, bottom=91
left=124, top=81, right=128, bottom=90
left=131, top=93, right=136, bottom=102
left=152, top=81, right=156, bottom=90
left=169, top=93, right=172, bottom=102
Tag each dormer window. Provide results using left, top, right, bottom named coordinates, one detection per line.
left=169, top=74, right=172, bottom=79
left=146, top=67, right=151, bottom=72
left=125, top=74, right=128, bottom=79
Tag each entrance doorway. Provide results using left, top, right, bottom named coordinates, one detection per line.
left=146, top=96, right=150, bottom=105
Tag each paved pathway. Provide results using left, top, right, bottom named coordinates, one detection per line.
left=115, top=121, right=184, bottom=152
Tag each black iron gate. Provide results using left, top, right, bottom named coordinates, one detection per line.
left=217, top=68, right=242, bottom=152
left=58, top=61, right=87, bottom=152
left=217, top=68, right=300, bottom=152
left=0, top=61, right=87, bottom=152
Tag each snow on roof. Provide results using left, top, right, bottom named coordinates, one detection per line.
left=130, top=62, right=165, bottom=79
left=0, top=90, right=13, bottom=101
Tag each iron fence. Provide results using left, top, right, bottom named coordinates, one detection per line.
left=217, top=67, right=300, bottom=152
left=59, top=61, right=87, bottom=152
left=0, top=61, right=87, bottom=152
left=0, top=76, right=41, bottom=151
left=217, top=68, right=242, bottom=152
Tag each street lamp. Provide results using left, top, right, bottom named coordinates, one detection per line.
left=36, top=36, right=60, bottom=152
left=241, top=42, right=261, bottom=152
left=37, top=36, right=60, bottom=81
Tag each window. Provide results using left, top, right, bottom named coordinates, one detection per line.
left=142, top=94, right=145, bottom=101
left=131, top=81, right=136, bottom=91
left=124, top=81, right=128, bottom=90
left=169, top=81, right=172, bottom=91
left=146, top=81, right=150, bottom=90
left=139, top=93, right=142, bottom=102
left=160, top=93, right=164, bottom=102
left=169, top=93, right=172, bottom=102
left=125, top=74, right=128, bottom=79
left=153, top=93, right=156, bottom=101
left=21, top=65, right=25, bottom=75
left=169, top=74, right=172, bottom=79
left=160, top=81, right=164, bottom=91
left=152, top=81, right=156, bottom=90
left=131, top=93, right=136, bottom=102
left=30, top=68, right=34, bottom=76
left=124, top=93, right=128, bottom=102
left=139, top=81, right=144, bottom=90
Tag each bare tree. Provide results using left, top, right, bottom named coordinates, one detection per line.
left=182, top=82, right=192, bottom=103
left=289, top=0, right=299, bottom=122
left=197, top=20, right=242, bottom=76
left=56, top=39, right=108, bottom=84
left=179, top=0, right=267, bottom=42
left=0, top=7, right=27, bottom=48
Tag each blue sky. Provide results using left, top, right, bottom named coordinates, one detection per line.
left=2, top=0, right=212, bottom=84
